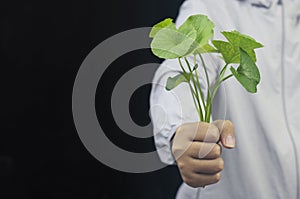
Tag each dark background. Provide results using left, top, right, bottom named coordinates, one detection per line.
left=0, top=0, right=185, bottom=198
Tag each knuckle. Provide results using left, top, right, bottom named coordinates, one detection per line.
left=209, top=127, right=220, bottom=142
left=176, top=123, right=192, bottom=134
left=224, top=120, right=234, bottom=131
left=212, top=172, right=222, bottom=183
left=171, top=147, right=176, bottom=155
left=213, top=145, right=221, bottom=157
left=172, top=145, right=185, bottom=160
left=176, top=125, right=184, bottom=134
left=177, top=162, right=185, bottom=171
left=171, top=145, right=181, bottom=154
left=215, top=172, right=222, bottom=182
left=213, top=158, right=224, bottom=172
left=217, top=158, right=225, bottom=170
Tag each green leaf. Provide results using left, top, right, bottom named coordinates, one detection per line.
left=222, top=31, right=263, bottom=63
left=149, top=18, right=176, bottom=38
left=151, top=28, right=197, bottom=59
left=222, top=31, right=263, bottom=50
left=211, top=40, right=235, bottom=63
left=230, top=49, right=260, bottom=93
left=195, top=44, right=219, bottom=54
left=150, top=15, right=215, bottom=58
left=178, top=15, right=215, bottom=47
left=166, top=72, right=190, bottom=90
left=212, top=31, right=263, bottom=64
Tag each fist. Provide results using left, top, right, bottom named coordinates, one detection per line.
left=171, top=120, right=235, bottom=188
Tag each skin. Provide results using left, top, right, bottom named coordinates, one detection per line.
left=171, top=120, right=235, bottom=188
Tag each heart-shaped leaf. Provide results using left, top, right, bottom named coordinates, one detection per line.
left=179, top=15, right=214, bottom=47
left=211, top=40, right=235, bottom=63
left=151, top=28, right=197, bottom=59
left=212, top=31, right=263, bottom=64
left=230, top=48, right=260, bottom=93
left=149, top=18, right=176, bottom=38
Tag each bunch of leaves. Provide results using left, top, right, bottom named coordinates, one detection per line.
left=150, top=14, right=263, bottom=122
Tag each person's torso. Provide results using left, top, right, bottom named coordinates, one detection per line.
left=175, top=0, right=300, bottom=198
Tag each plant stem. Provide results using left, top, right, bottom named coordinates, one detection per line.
left=184, top=57, right=204, bottom=121
left=179, top=58, right=198, bottom=110
left=193, top=55, right=206, bottom=110
left=205, top=102, right=212, bottom=123
left=209, top=64, right=229, bottom=104
left=199, top=53, right=212, bottom=122
left=178, top=58, right=187, bottom=74
left=205, top=64, right=230, bottom=122
left=219, top=64, right=228, bottom=78
left=198, top=53, right=211, bottom=100
left=177, top=57, right=231, bottom=123
left=188, top=83, right=202, bottom=120
left=221, top=74, right=233, bottom=82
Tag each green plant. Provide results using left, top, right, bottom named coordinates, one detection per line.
left=150, top=14, right=263, bottom=122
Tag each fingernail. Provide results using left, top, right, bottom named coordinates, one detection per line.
left=225, top=135, right=235, bottom=147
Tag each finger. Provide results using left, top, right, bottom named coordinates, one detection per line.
left=176, top=122, right=220, bottom=143
left=188, top=157, right=224, bottom=174
left=213, top=120, right=235, bottom=149
left=188, top=142, right=221, bottom=159
left=181, top=171, right=222, bottom=188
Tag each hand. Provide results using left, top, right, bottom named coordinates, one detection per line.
left=171, top=120, right=235, bottom=188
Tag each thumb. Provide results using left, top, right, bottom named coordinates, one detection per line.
left=213, top=120, right=235, bottom=149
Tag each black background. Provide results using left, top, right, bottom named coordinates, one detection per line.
left=0, top=0, right=185, bottom=198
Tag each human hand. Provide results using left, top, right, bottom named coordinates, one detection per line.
left=171, top=120, right=235, bottom=187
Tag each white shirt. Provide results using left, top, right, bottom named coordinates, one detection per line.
left=150, top=0, right=300, bottom=198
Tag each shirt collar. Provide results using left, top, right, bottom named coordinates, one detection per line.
left=248, top=0, right=275, bottom=8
